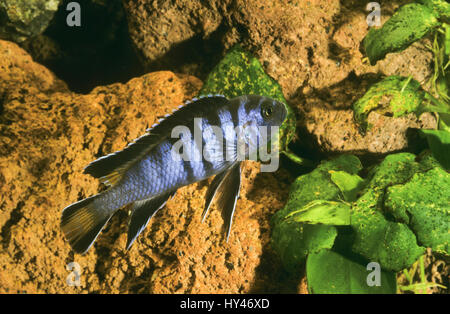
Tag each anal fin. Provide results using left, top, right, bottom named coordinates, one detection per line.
left=126, top=191, right=174, bottom=250
left=202, top=162, right=242, bottom=241
left=202, top=169, right=228, bottom=222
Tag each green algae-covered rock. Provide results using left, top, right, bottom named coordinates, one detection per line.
left=199, top=44, right=296, bottom=154
left=385, top=167, right=450, bottom=255
left=352, top=75, right=449, bottom=135
left=273, top=151, right=447, bottom=277
left=352, top=76, right=426, bottom=134
left=351, top=153, right=426, bottom=271
left=365, top=153, right=422, bottom=190
left=418, top=149, right=445, bottom=170
left=0, top=0, right=61, bottom=42
left=363, top=3, right=441, bottom=65
left=351, top=189, right=426, bottom=272
left=271, top=155, right=362, bottom=273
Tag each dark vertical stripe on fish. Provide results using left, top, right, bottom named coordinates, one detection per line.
left=190, top=117, right=205, bottom=180
left=218, top=108, right=235, bottom=163
left=200, top=117, right=216, bottom=174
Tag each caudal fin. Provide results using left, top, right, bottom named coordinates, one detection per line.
left=61, top=195, right=113, bottom=254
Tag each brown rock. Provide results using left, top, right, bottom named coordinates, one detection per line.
left=299, top=76, right=437, bottom=155
left=123, top=0, right=227, bottom=77
left=0, top=40, right=295, bottom=293
left=0, top=40, right=67, bottom=93
left=123, top=0, right=429, bottom=98
left=123, top=0, right=225, bottom=61
left=332, top=1, right=433, bottom=86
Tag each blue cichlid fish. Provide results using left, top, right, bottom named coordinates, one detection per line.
left=61, top=95, right=287, bottom=254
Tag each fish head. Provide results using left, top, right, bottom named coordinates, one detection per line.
left=233, top=95, right=288, bottom=165
left=245, top=95, right=288, bottom=128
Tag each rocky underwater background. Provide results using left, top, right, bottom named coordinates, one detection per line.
left=0, top=0, right=448, bottom=293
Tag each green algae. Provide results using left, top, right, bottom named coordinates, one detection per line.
left=385, top=167, right=450, bottom=254
left=363, top=3, right=441, bottom=65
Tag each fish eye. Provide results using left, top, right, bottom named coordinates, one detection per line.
left=261, top=103, right=273, bottom=119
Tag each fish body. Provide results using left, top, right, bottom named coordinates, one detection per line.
left=61, top=95, right=287, bottom=254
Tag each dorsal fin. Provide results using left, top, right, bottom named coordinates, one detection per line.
left=84, top=95, right=230, bottom=183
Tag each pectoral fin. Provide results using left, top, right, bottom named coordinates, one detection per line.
left=202, top=162, right=242, bottom=241
left=126, top=191, right=174, bottom=250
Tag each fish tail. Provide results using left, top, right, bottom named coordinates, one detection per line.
left=61, top=194, right=114, bottom=254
